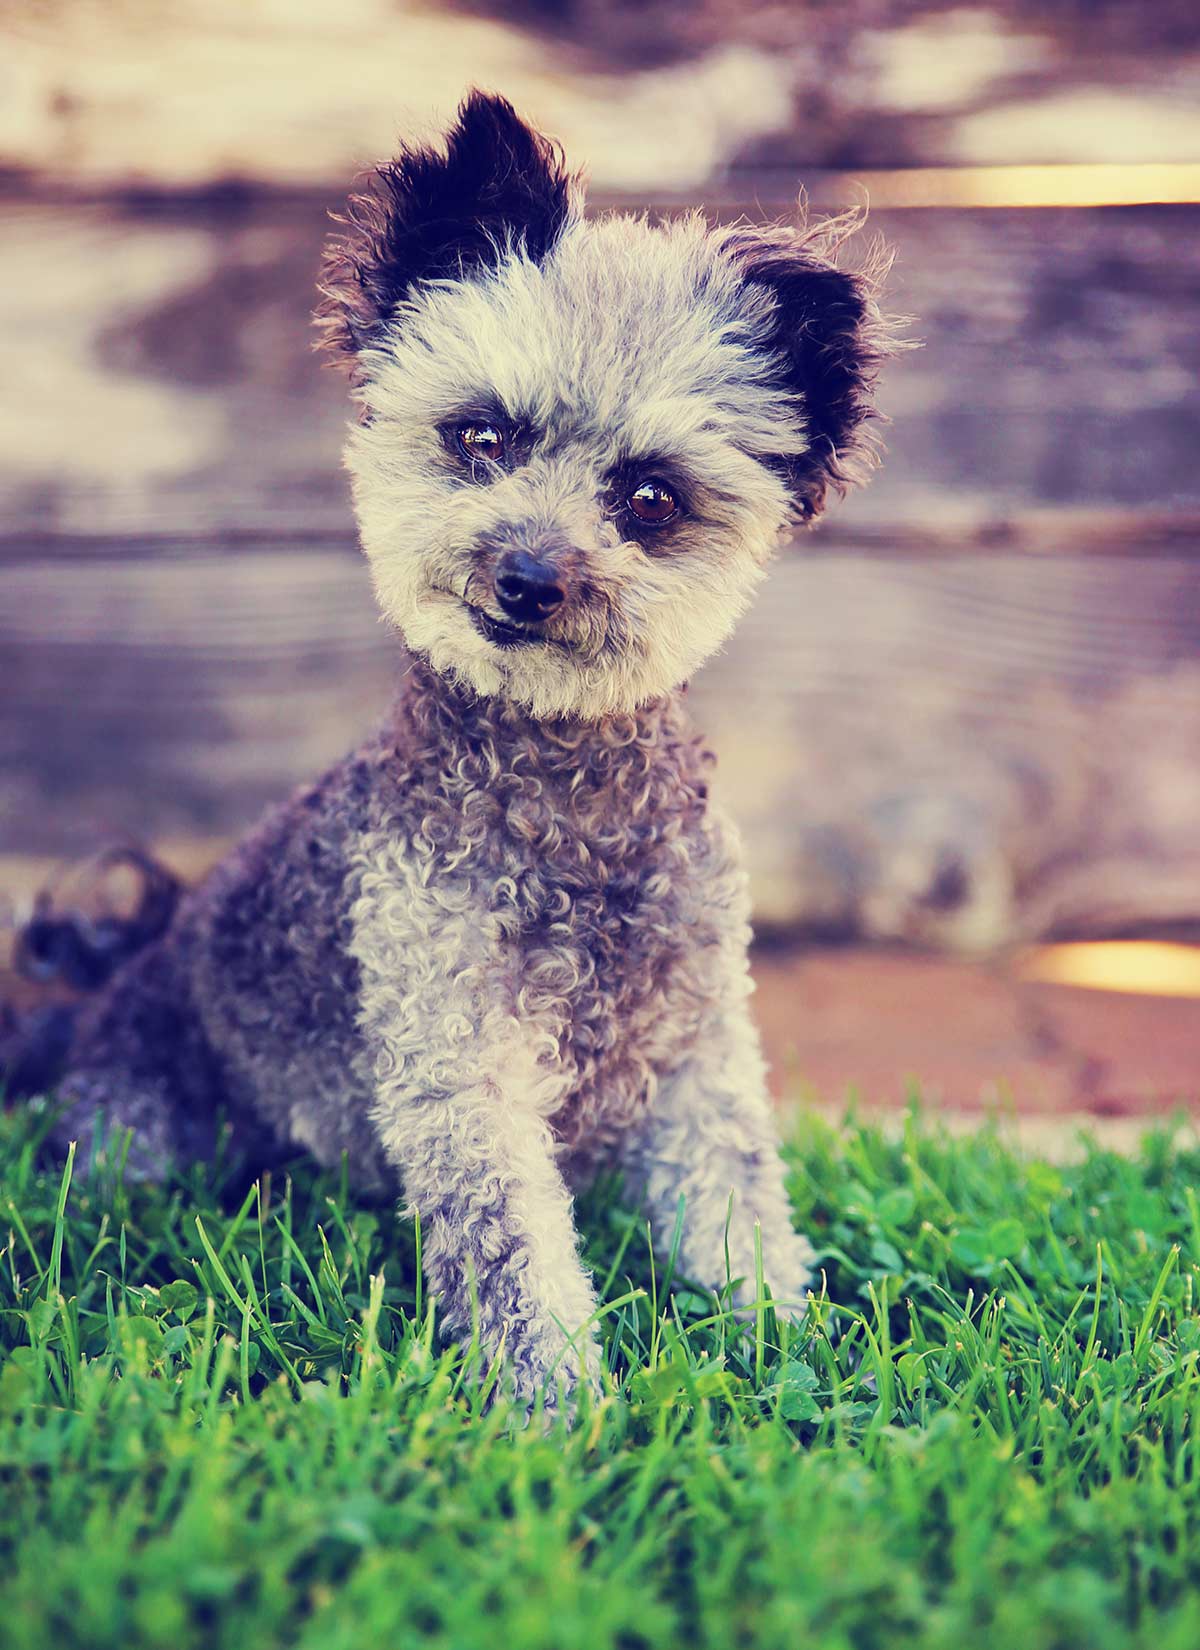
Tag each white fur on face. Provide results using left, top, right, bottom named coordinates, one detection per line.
left=346, top=213, right=807, bottom=720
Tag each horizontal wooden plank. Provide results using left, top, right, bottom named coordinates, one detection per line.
left=4, top=508, right=1198, bottom=565
left=4, top=546, right=1198, bottom=947
left=4, top=4, right=1197, bottom=196
left=5, top=548, right=1196, bottom=702
left=2, top=198, right=1198, bottom=540
left=781, top=164, right=1200, bottom=210
left=16, top=164, right=1200, bottom=214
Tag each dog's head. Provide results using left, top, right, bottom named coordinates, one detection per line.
left=319, top=91, right=896, bottom=720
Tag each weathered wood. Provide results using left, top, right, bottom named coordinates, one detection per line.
left=3, top=0, right=1197, bottom=194
left=3, top=541, right=1198, bottom=946
left=3, top=199, right=1199, bottom=537
left=3, top=190, right=1199, bottom=949
left=8, top=509, right=1199, bottom=562
left=1, top=5, right=803, bottom=194
left=694, top=555, right=1200, bottom=945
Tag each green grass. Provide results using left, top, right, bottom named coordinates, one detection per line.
left=2, top=1100, right=1200, bottom=1650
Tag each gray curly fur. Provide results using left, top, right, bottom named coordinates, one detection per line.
left=43, top=91, right=901, bottom=1410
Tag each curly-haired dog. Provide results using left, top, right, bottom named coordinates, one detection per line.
left=15, top=92, right=897, bottom=1408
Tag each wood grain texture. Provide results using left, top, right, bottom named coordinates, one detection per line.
left=4, top=540, right=1198, bottom=946
left=4, top=1, right=1196, bottom=191
left=3, top=198, right=1199, bottom=536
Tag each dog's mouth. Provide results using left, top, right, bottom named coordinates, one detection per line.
left=464, top=604, right=559, bottom=651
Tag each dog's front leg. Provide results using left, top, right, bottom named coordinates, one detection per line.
left=625, top=995, right=814, bottom=1313
left=350, top=859, right=601, bottom=1410
left=368, top=1033, right=600, bottom=1412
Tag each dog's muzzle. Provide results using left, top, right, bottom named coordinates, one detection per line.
left=493, top=549, right=566, bottom=625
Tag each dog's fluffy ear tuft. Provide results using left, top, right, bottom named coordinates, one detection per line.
left=316, top=90, right=578, bottom=363
left=725, top=211, right=905, bottom=519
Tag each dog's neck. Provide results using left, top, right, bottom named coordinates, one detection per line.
left=390, top=654, right=711, bottom=815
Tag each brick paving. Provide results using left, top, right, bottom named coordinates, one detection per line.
left=752, top=946, right=1200, bottom=1115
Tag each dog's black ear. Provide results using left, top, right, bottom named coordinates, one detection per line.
left=728, top=224, right=896, bottom=518
left=317, top=91, right=577, bottom=362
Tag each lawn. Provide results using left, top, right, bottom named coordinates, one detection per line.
left=1, top=1100, right=1199, bottom=1650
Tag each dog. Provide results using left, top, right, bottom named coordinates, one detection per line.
left=12, top=92, right=897, bottom=1409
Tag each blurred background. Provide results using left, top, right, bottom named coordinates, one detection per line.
left=2, top=0, right=1198, bottom=1131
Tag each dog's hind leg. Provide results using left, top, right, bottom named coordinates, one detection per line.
left=45, top=941, right=230, bottom=1181
left=51, top=1065, right=215, bottom=1181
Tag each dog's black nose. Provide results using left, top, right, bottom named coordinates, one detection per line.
left=493, top=550, right=566, bottom=624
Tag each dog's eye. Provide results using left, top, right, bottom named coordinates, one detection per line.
left=456, top=422, right=506, bottom=464
left=627, top=480, right=679, bottom=525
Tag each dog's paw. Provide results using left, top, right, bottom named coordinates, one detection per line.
left=494, top=1327, right=604, bottom=1428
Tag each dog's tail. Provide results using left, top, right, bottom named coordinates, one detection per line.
left=1, top=848, right=181, bottom=1101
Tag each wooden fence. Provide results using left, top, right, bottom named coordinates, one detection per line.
left=2, top=180, right=1198, bottom=951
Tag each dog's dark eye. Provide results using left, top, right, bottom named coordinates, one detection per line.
left=457, top=422, right=506, bottom=464
left=627, top=481, right=679, bottom=525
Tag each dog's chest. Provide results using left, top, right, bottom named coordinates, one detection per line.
left=371, top=703, right=736, bottom=1143
left=434, top=759, right=732, bottom=1136
left=507, top=798, right=713, bottom=1070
